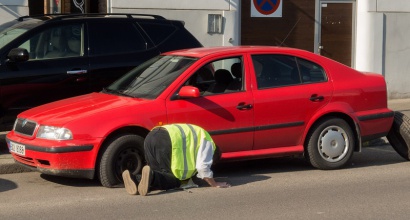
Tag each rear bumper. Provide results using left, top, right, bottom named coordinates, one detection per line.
left=356, top=109, right=394, bottom=140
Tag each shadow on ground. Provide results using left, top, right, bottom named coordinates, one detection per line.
left=0, top=178, right=18, bottom=192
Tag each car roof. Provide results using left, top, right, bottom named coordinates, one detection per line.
left=17, top=13, right=168, bottom=23
left=163, top=46, right=310, bottom=58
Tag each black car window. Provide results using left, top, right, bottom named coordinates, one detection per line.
left=184, top=57, right=244, bottom=95
left=138, top=22, right=176, bottom=45
left=296, top=58, right=327, bottom=83
left=252, top=54, right=301, bottom=89
left=16, top=24, right=84, bottom=60
left=88, top=22, right=147, bottom=56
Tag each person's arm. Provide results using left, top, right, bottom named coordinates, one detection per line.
left=196, top=139, right=231, bottom=188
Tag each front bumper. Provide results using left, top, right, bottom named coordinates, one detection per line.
left=6, top=132, right=102, bottom=179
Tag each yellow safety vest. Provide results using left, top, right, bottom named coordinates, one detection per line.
left=161, top=124, right=216, bottom=180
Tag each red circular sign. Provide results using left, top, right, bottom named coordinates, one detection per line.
left=253, top=0, right=281, bottom=15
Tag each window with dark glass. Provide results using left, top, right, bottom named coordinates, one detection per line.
left=184, top=57, right=243, bottom=95
left=17, top=24, right=84, bottom=60
left=296, top=58, right=327, bottom=83
left=252, top=54, right=327, bottom=89
left=88, top=22, right=147, bottom=56
left=252, top=54, right=300, bottom=89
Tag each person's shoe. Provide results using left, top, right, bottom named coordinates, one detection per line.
left=122, top=170, right=138, bottom=195
left=138, top=165, right=152, bottom=196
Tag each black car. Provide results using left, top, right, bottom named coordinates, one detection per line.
left=0, top=13, right=202, bottom=130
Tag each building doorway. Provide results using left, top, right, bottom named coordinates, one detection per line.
left=317, top=1, right=355, bottom=67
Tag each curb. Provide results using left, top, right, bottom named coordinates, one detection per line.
left=1, top=99, right=410, bottom=175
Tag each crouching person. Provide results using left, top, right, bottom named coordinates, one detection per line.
left=122, top=123, right=230, bottom=196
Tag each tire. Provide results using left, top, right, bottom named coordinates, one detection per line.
left=98, top=134, right=145, bottom=187
left=306, top=117, right=355, bottom=170
left=386, top=111, right=410, bottom=161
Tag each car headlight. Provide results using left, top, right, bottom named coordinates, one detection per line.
left=36, top=126, right=73, bottom=140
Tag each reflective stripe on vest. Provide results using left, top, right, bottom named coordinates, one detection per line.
left=161, top=124, right=215, bottom=180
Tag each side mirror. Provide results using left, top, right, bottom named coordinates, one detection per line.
left=178, top=86, right=200, bottom=98
left=7, top=48, right=29, bottom=62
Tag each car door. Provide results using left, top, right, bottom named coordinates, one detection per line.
left=250, top=53, right=332, bottom=150
left=87, top=20, right=160, bottom=92
left=166, top=56, right=254, bottom=154
left=0, top=22, right=88, bottom=127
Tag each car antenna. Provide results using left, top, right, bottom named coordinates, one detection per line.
left=279, top=17, right=301, bottom=47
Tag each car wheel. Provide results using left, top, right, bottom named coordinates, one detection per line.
left=386, top=111, right=410, bottom=161
left=98, top=134, right=145, bottom=188
left=306, top=117, right=354, bottom=170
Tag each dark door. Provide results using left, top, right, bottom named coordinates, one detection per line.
left=87, top=20, right=160, bottom=92
left=319, top=2, right=354, bottom=66
left=0, top=22, right=88, bottom=128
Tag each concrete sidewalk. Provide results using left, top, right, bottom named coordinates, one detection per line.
left=1, top=98, right=410, bottom=175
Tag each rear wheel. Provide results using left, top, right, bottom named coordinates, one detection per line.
left=98, top=134, right=145, bottom=187
left=306, top=117, right=354, bottom=169
left=386, top=111, right=410, bottom=161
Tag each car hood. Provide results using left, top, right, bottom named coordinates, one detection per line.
left=19, top=92, right=152, bottom=126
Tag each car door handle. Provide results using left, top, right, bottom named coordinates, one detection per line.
left=310, top=94, right=324, bottom=102
left=236, top=103, right=253, bottom=110
left=67, top=70, right=87, bottom=75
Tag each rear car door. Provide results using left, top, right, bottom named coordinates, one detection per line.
left=0, top=21, right=88, bottom=128
left=166, top=56, right=254, bottom=153
left=250, top=53, right=333, bottom=150
left=87, top=20, right=160, bottom=92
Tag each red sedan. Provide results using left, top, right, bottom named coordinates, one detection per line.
left=6, top=46, right=394, bottom=187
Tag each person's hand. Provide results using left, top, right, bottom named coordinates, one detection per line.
left=215, top=182, right=231, bottom=188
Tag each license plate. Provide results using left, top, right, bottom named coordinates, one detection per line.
left=9, top=141, right=26, bottom=156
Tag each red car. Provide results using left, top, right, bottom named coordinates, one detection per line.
left=6, top=46, right=394, bottom=187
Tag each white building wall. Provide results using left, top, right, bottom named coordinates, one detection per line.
left=0, top=0, right=29, bottom=24
left=356, top=0, right=410, bottom=99
left=110, top=0, right=240, bottom=47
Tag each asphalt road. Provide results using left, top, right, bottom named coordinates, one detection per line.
left=1, top=143, right=409, bottom=220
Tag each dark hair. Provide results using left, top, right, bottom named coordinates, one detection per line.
left=212, top=146, right=222, bottom=164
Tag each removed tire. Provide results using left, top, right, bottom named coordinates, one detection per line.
left=98, top=134, right=145, bottom=187
left=386, top=111, right=410, bottom=161
left=306, top=117, right=355, bottom=170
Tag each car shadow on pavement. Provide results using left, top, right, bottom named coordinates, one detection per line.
left=347, top=144, right=408, bottom=169
left=0, top=178, right=18, bottom=192
left=210, top=143, right=407, bottom=187
left=39, top=174, right=101, bottom=187
left=31, top=144, right=406, bottom=188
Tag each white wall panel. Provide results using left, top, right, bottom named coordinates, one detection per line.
left=113, top=0, right=231, bottom=10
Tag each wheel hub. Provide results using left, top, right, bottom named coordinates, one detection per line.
left=318, top=126, right=349, bottom=162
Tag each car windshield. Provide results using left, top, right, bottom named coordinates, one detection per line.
left=104, top=55, right=197, bottom=99
left=0, top=19, right=42, bottom=48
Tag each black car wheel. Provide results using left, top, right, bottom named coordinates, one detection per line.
left=98, top=134, right=145, bottom=187
left=386, top=111, right=410, bottom=161
left=306, top=117, right=354, bottom=169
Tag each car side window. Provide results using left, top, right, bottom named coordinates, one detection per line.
left=138, top=22, right=176, bottom=45
left=88, top=22, right=147, bottom=56
left=17, top=24, right=84, bottom=60
left=252, top=54, right=301, bottom=89
left=184, top=57, right=243, bottom=95
left=296, top=58, right=327, bottom=83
